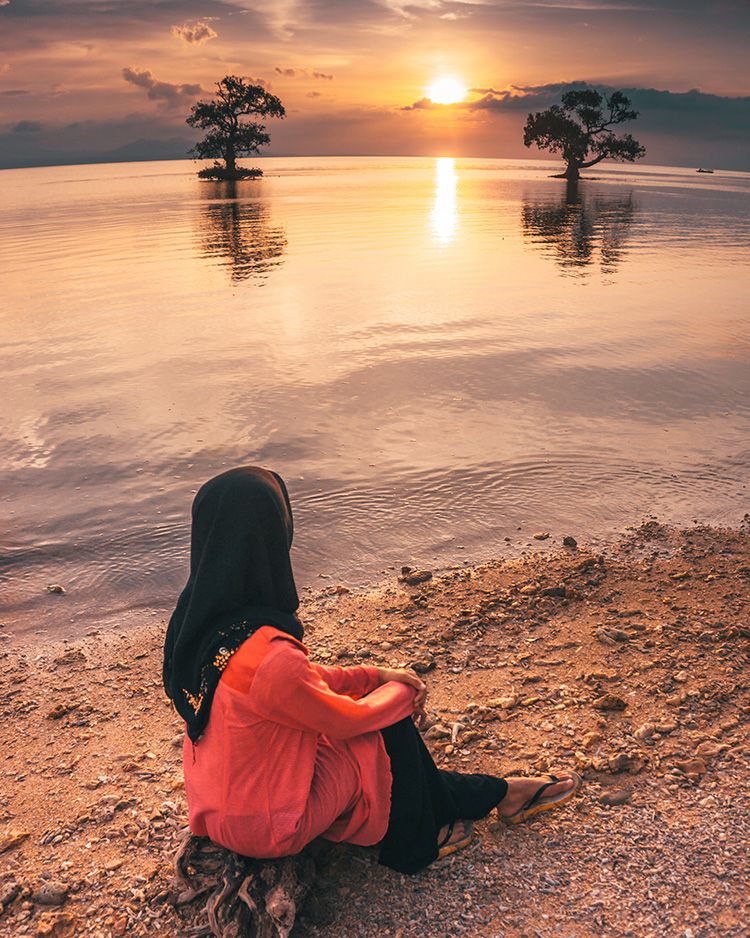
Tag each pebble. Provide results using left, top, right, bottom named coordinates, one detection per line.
left=398, top=568, right=433, bottom=586
left=694, top=741, right=723, bottom=761
left=33, top=882, right=69, bottom=907
left=425, top=724, right=452, bottom=741
left=491, top=695, right=519, bottom=710
left=46, top=704, right=77, bottom=720
left=35, top=911, right=77, bottom=936
left=562, top=535, right=578, bottom=548
left=598, top=789, right=632, bottom=806
left=533, top=532, right=550, bottom=540
left=607, top=752, right=643, bottom=774
left=592, top=695, right=628, bottom=711
left=582, top=731, right=604, bottom=750
left=654, top=721, right=677, bottom=734
left=674, top=757, right=708, bottom=779
left=0, top=829, right=30, bottom=854
left=596, top=627, right=630, bottom=644
left=0, top=881, right=21, bottom=910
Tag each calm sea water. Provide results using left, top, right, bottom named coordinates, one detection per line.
left=1, top=157, right=749, bottom=641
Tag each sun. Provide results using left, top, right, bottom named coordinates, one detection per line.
left=427, top=76, right=467, bottom=105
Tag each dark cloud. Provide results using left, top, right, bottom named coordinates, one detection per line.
left=122, top=67, right=203, bottom=106
left=399, top=0, right=742, bottom=19
left=12, top=119, right=42, bottom=132
left=0, top=1, right=271, bottom=54
left=406, top=81, right=750, bottom=121
left=171, top=20, right=217, bottom=44
left=0, top=88, right=28, bottom=95
left=307, top=91, right=322, bottom=98
left=400, top=97, right=432, bottom=111
left=459, top=82, right=750, bottom=128
left=275, top=67, right=334, bottom=79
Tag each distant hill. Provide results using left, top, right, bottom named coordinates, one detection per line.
left=0, top=136, right=193, bottom=170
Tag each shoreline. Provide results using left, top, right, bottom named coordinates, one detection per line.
left=0, top=520, right=748, bottom=936
left=0, top=514, right=680, bottom=649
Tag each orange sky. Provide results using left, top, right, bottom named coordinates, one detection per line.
left=1, top=1, right=749, bottom=169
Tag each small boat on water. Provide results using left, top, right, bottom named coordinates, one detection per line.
left=697, top=168, right=714, bottom=174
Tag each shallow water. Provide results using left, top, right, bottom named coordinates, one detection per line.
left=1, top=156, right=749, bottom=641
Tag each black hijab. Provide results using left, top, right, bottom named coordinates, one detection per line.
left=163, top=466, right=304, bottom=742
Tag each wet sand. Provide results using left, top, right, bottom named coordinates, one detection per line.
left=0, top=520, right=748, bottom=937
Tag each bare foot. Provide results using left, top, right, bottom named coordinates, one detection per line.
left=497, top=775, right=575, bottom=819
left=437, top=819, right=471, bottom=849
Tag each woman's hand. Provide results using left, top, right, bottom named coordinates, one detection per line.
left=376, top=667, right=427, bottom=713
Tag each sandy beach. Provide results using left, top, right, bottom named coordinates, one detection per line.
left=1, top=519, right=748, bottom=937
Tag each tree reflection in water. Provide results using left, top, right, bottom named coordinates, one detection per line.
left=521, top=181, right=636, bottom=275
left=199, top=181, right=287, bottom=282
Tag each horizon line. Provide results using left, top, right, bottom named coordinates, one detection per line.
left=0, top=153, right=746, bottom=176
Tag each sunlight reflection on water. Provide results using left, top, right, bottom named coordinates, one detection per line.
left=431, top=157, right=458, bottom=245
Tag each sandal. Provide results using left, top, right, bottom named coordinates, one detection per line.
left=501, top=771, right=582, bottom=826
left=437, top=819, right=474, bottom=859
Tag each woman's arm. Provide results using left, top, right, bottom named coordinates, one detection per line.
left=250, top=643, right=418, bottom=739
left=313, top=663, right=382, bottom=698
left=313, top=664, right=427, bottom=707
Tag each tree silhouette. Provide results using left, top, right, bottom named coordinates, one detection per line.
left=523, top=89, right=645, bottom=181
left=187, top=76, right=285, bottom=181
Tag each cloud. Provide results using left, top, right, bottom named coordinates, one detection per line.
left=122, top=67, right=203, bottom=106
left=12, top=119, right=42, bottom=132
left=469, top=86, right=505, bottom=96
left=460, top=83, right=750, bottom=138
left=400, top=97, right=432, bottom=111
left=171, top=20, right=217, bottom=44
left=275, top=66, right=334, bottom=80
left=0, top=88, right=27, bottom=95
left=404, top=81, right=750, bottom=121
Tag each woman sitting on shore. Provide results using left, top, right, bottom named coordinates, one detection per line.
left=163, top=466, right=581, bottom=874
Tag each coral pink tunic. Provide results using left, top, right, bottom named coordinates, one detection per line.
left=183, top=626, right=417, bottom=858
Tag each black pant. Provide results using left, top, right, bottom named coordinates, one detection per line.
left=378, top=718, right=508, bottom=875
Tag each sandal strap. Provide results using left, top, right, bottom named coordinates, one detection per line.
left=521, top=775, right=560, bottom=813
left=437, top=821, right=455, bottom=849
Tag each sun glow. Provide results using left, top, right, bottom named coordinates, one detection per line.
left=427, top=76, right=467, bottom=105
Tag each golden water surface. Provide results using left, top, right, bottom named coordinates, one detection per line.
left=1, top=157, right=749, bottom=639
